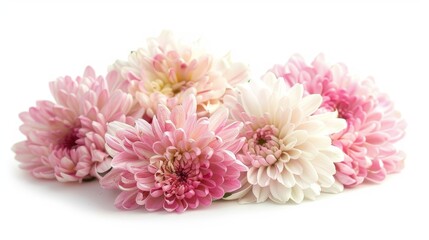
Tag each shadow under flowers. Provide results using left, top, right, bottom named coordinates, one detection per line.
left=14, top=167, right=119, bottom=212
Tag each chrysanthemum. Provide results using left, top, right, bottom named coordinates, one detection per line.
left=13, top=67, right=133, bottom=182
left=270, top=54, right=406, bottom=187
left=223, top=73, right=346, bottom=204
left=108, top=30, right=248, bottom=120
left=100, top=94, right=246, bottom=212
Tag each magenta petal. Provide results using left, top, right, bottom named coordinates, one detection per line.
left=186, top=197, right=199, bottom=209
left=210, top=186, right=225, bottom=199
left=366, top=170, right=387, bottom=183
left=111, top=152, right=139, bottom=168
left=114, top=190, right=140, bottom=210
left=100, top=168, right=124, bottom=189
left=163, top=200, right=178, bottom=212
left=175, top=200, right=188, bottom=213
left=366, top=160, right=387, bottom=183
left=150, top=188, right=164, bottom=198
left=195, top=186, right=209, bottom=197
left=211, top=174, right=224, bottom=186
left=335, top=172, right=357, bottom=187
left=105, top=134, right=124, bottom=153
left=222, top=178, right=241, bottom=192
left=366, top=132, right=389, bottom=145
left=335, top=162, right=356, bottom=176
left=198, top=195, right=212, bottom=207
left=201, top=179, right=216, bottom=188
left=145, top=196, right=164, bottom=212
left=136, top=192, right=148, bottom=205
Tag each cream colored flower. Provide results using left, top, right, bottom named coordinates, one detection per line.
left=224, top=73, right=346, bottom=203
left=108, top=31, right=248, bottom=119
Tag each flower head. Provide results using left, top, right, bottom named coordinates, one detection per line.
left=270, top=54, right=406, bottom=187
left=13, top=67, right=133, bottom=182
left=101, top=94, right=246, bottom=212
left=108, top=30, right=248, bottom=120
left=223, top=73, right=346, bottom=203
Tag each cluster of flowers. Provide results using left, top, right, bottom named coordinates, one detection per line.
left=13, top=31, right=406, bottom=212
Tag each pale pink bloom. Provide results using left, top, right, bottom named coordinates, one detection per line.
left=270, top=54, right=406, bottom=187
left=108, top=30, right=248, bottom=121
left=13, top=67, right=133, bottom=182
left=223, top=73, right=346, bottom=204
left=101, top=94, right=246, bottom=212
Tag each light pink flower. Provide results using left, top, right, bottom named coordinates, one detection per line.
left=108, top=30, right=248, bottom=121
left=270, top=54, right=406, bottom=187
left=223, top=73, right=346, bottom=204
left=101, top=95, right=246, bottom=212
left=13, top=67, right=133, bottom=182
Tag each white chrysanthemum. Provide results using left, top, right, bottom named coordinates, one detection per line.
left=223, top=73, right=347, bottom=204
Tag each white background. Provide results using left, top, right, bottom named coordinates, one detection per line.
left=1, top=0, right=428, bottom=239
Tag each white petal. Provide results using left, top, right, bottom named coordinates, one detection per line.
left=290, top=186, right=304, bottom=203
left=287, top=130, right=308, bottom=146
left=252, top=185, right=270, bottom=203
left=294, top=175, right=310, bottom=189
left=279, top=124, right=293, bottom=141
left=310, top=112, right=347, bottom=134
left=290, top=108, right=303, bottom=125
left=237, top=84, right=262, bottom=116
left=267, top=165, right=279, bottom=179
left=276, top=160, right=285, bottom=172
left=296, top=142, right=317, bottom=160
left=287, top=84, right=304, bottom=108
left=224, top=182, right=252, bottom=200
left=269, top=180, right=291, bottom=204
left=278, top=170, right=295, bottom=188
left=299, top=159, right=319, bottom=183
left=238, top=188, right=257, bottom=204
left=257, top=167, right=270, bottom=187
left=312, top=154, right=336, bottom=176
left=277, top=108, right=292, bottom=136
left=303, top=184, right=321, bottom=200
left=296, top=120, right=324, bottom=134
left=285, top=160, right=303, bottom=175
left=318, top=172, right=336, bottom=188
left=322, top=180, right=344, bottom=193
left=288, top=149, right=302, bottom=159
left=320, top=146, right=344, bottom=163
left=307, top=135, right=331, bottom=148
left=247, top=167, right=258, bottom=185
left=299, top=94, right=322, bottom=116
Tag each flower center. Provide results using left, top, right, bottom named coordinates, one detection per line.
left=252, top=125, right=278, bottom=148
left=255, top=126, right=275, bottom=146
left=155, top=148, right=202, bottom=198
left=244, top=125, right=282, bottom=168
left=150, top=79, right=188, bottom=97
left=148, top=53, right=196, bottom=97
left=161, top=146, right=202, bottom=180
left=257, top=138, right=267, bottom=145
left=321, top=90, right=361, bottom=121
left=59, top=128, right=79, bottom=150
left=175, top=167, right=189, bottom=183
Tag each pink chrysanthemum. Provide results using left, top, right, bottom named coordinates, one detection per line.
left=270, top=54, right=406, bottom=187
left=13, top=67, right=133, bottom=182
left=108, top=30, right=248, bottom=121
left=101, top=94, right=246, bottom=212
